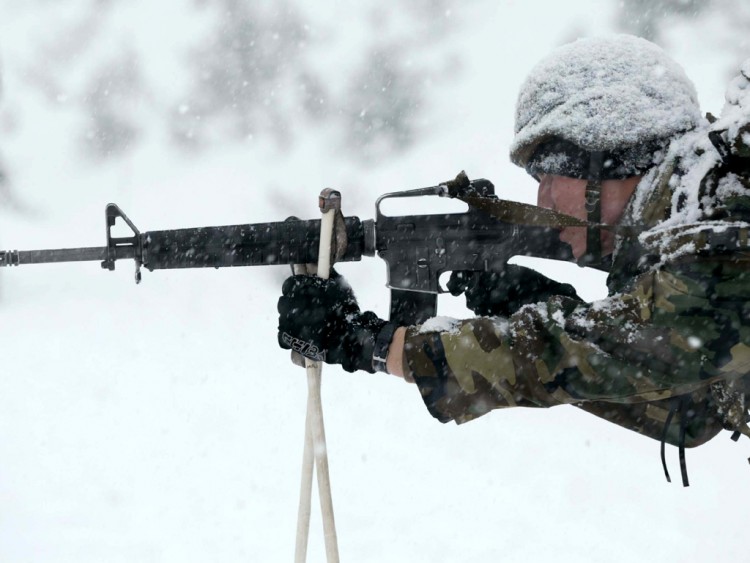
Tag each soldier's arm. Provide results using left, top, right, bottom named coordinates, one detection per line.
left=386, top=327, right=409, bottom=380
left=398, top=258, right=750, bottom=425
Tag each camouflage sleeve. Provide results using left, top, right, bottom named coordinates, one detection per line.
left=403, top=257, right=750, bottom=427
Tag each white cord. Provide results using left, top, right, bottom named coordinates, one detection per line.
left=294, top=203, right=340, bottom=563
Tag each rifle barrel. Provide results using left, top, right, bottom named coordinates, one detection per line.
left=0, top=246, right=136, bottom=267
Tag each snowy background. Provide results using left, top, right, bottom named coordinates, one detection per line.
left=0, top=1, right=748, bottom=562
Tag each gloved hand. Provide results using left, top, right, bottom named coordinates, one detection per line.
left=277, top=272, right=393, bottom=373
left=447, top=264, right=581, bottom=317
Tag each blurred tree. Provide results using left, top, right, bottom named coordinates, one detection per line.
left=10, top=0, right=476, bottom=164
left=0, top=57, right=19, bottom=213
left=718, top=0, right=750, bottom=75
left=174, top=0, right=463, bottom=162
left=343, top=46, right=422, bottom=162
left=82, top=50, right=143, bottom=159
left=172, top=0, right=309, bottom=149
left=616, top=0, right=712, bottom=41
left=0, top=155, right=13, bottom=208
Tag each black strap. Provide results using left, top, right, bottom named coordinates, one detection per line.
left=660, top=399, right=678, bottom=483
left=678, top=396, right=690, bottom=487
left=660, top=396, right=691, bottom=487
left=581, top=152, right=604, bottom=267
left=372, top=322, right=398, bottom=373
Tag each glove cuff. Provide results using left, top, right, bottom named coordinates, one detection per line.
left=339, top=312, right=389, bottom=374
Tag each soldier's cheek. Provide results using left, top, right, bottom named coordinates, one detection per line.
left=559, top=226, right=586, bottom=259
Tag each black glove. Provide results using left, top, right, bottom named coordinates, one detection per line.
left=447, top=264, right=582, bottom=317
left=277, top=272, right=393, bottom=373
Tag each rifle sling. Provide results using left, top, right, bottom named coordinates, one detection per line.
left=458, top=194, right=641, bottom=236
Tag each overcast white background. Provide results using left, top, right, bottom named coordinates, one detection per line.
left=0, top=1, right=748, bottom=561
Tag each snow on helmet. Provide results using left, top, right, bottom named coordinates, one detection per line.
left=510, top=35, right=701, bottom=175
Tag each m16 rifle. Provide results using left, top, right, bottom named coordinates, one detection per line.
left=0, top=172, right=576, bottom=325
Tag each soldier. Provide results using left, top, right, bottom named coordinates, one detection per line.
left=277, top=35, right=750, bottom=485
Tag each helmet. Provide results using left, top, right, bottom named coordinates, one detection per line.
left=511, top=35, right=701, bottom=177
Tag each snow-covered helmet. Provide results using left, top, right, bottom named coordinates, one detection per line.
left=511, top=34, right=701, bottom=178
left=510, top=35, right=701, bottom=266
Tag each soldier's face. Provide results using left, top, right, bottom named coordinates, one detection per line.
left=536, top=175, right=640, bottom=259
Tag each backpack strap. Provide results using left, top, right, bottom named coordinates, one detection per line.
left=660, top=396, right=692, bottom=487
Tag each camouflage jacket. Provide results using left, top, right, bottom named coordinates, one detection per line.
left=402, top=61, right=750, bottom=450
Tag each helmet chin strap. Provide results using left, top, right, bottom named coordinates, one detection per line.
left=579, top=151, right=604, bottom=268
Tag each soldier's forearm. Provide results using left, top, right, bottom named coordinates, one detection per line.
left=386, top=327, right=413, bottom=382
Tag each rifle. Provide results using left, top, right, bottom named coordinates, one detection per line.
left=0, top=172, right=575, bottom=325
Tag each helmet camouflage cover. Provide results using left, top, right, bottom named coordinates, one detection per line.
left=511, top=35, right=702, bottom=175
